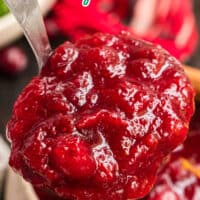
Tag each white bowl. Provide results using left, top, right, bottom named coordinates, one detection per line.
left=0, top=0, right=56, bottom=48
left=5, top=167, right=39, bottom=200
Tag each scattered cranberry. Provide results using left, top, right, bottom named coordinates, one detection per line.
left=7, top=32, right=195, bottom=200
left=51, top=0, right=126, bottom=40
left=0, top=46, right=27, bottom=75
left=47, top=0, right=198, bottom=60
left=130, top=0, right=198, bottom=61
left=45, top=18, right=60, bottom=39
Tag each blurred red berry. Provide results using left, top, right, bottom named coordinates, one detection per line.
left=47, top=0, right=198, bottom=60
left=0, top=47, right=27, bottom=75
left=130, top=0, right=198, bottom=61
left=45, top=18, right=60, bottom=39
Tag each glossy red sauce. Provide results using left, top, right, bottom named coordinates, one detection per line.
left=7, top=32, right=195, bottom=200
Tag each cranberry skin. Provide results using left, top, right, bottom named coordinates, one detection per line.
left=51, top=135, right=96, bottom=179
left=0, top=47, right=27, bottom=74
left=7, top=32, right=195, bottom=200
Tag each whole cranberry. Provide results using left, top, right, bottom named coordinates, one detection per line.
left=0, top=46, right=27, bottom=75
left=45, top=18, right=60, bottom=39
left=7, top=32, right=195, bottom=200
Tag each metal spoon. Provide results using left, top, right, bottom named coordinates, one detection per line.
left=4, top=0, right=52, bottom=70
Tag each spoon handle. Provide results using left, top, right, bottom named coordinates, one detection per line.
left=4, top=0, right=52, bottom=70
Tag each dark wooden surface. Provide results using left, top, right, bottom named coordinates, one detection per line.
left=0, top=0, right=200, bottom=138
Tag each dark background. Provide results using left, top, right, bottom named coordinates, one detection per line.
left=0, top=0, right=200, bottom=139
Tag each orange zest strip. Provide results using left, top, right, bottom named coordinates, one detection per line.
left=180, top=158, right=200, bottom=179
